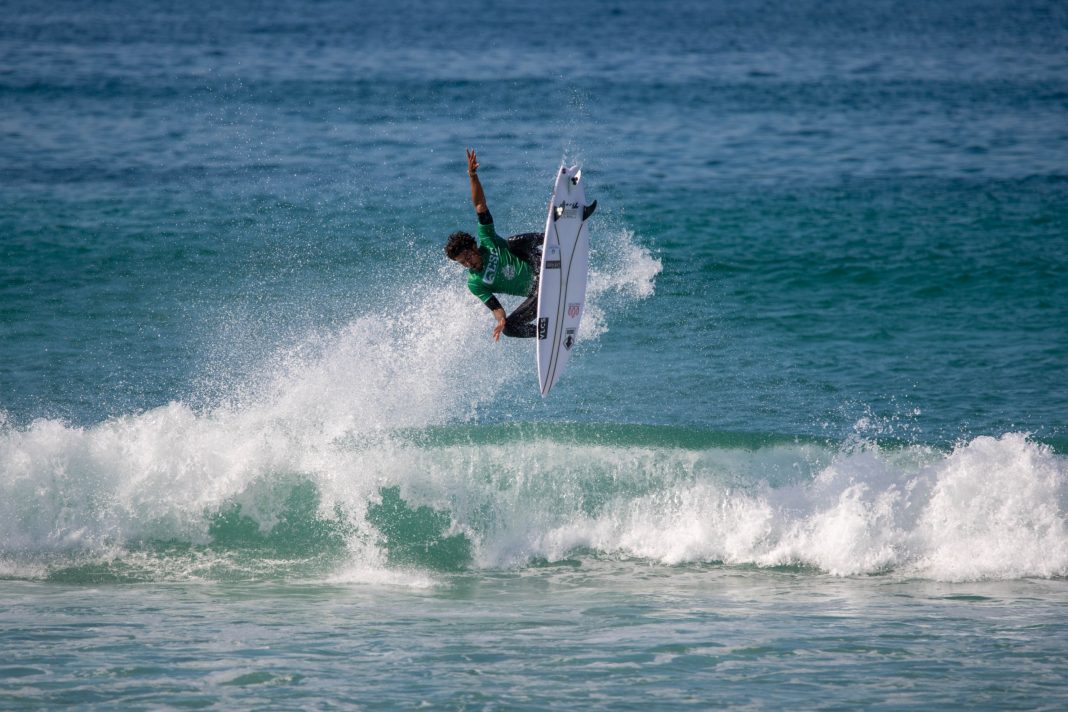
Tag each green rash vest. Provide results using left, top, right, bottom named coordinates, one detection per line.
left=466, top=221, right=535, bottom=306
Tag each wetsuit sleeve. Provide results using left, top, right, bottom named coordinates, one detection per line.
left=477, top=210, right=493, bottom=225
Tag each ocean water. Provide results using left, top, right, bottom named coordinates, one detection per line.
left=2, top=0, right=1068, bottom=707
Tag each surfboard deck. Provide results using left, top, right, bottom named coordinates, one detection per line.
left=536, top=165, right=596, bottom=396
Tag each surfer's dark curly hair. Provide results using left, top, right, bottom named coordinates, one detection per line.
left=445, top=231, right=476, bottom=259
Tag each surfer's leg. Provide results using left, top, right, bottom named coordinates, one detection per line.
left=502, top=239, right=542, bottom=338
left=503, top=294, right=538, bottom=338
left=506, top=233, right=543, bottom=265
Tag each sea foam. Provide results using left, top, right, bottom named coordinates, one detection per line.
left=0, top=227, right=665, bottom=581
left=5, top=223, right=1065, bottom=583
left=486, top=432, right=1068, bottom=581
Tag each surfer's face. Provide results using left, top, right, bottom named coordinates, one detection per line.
left=454, top=248, right=482, bottom=271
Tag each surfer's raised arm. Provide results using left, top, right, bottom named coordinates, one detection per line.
left=466, top=148, right=489, bottom=218
left=445, top=147, right=544, bottom=343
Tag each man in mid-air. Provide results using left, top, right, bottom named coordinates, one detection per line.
left=445, top=149, right=543, bottom=341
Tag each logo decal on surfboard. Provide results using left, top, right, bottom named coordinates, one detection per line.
left=564, top=329, right=576, bottom=350
left=538, top=318, right=549, bottom=340
left=567, top=303, right=581, bottom=319
left=545, top=245, right=561, bottom=269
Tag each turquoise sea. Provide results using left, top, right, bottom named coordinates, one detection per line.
left=3, top=0, right=1068, bottom=707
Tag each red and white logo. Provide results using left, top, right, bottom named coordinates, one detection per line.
left=567, top=303, right=581, bottom=319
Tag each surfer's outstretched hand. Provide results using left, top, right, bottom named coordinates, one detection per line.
left=466, top=148, right=488, bottom=214
left=492, top=315, right=506, bottom=342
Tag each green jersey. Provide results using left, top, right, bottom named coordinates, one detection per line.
left=466, top=221, right=535, bottom=304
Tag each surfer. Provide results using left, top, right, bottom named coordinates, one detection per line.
left=445, top=148, right=543, bottom=341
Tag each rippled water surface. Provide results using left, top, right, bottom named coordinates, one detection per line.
left=2, top=0, right=1067, bottom=707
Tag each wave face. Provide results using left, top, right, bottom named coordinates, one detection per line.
left=3, top=404, right=1065, bottom=583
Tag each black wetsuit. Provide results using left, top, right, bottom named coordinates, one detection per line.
left=500, top=232, right=543, bottom=338
left=467, top=210, right=543, bottom=338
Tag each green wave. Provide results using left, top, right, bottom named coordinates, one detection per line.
left=393, top=422, right=1067, bottom=455
left=390, top=422, right=831, bottom=451
left=9, top=425, right=1063, bottom=584
left=365, top=486, right=472, bottom=571
left=34, top=480, right=472, bottom=584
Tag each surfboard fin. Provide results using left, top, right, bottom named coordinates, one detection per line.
left=582, top=200, right=598, bottom=220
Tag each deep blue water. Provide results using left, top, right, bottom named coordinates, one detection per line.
left=2, top=0, right=1068, bottom=708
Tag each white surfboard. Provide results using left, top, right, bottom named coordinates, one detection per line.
left=536, top=165, right=596, bottom=396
